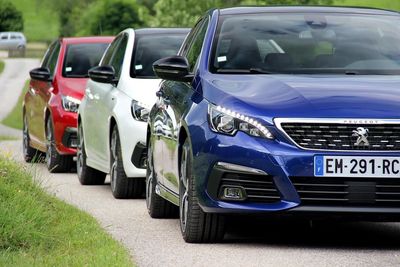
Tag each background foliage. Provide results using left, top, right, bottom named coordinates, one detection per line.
left=3, top=0, right=400, bottom=42
left=0, top=0, right=23, bottom=32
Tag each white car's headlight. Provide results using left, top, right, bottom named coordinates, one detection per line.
left=208, top=105, right=274, bottom=139
left=131, top=100, right=150, bottom=122
left=61, top=95, right=81, bottom=113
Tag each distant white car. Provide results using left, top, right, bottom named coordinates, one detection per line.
left=77, top=28, right=189, bottom=198
left=0, top=32, right=26, bottom=55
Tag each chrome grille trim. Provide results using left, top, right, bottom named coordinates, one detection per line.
left=274, top=118, right=400, bottom=152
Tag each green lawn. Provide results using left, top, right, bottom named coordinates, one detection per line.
left=0, top=136, right=18, bottom=141
left=0, top=61, right=4, bottom=75
left=13, top=0, right=59, bottom=42
left=334, top=0, right=400, bottom=10
left=1, top=81, right=27, bottom=130
left=0, top=157, right=134, bottom=266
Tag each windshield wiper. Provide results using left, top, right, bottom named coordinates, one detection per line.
left=216, top=68, right=276, bottom=74
left=249, top=68, right=277, bottom=74
left=344, top=70, right=359, bottom=75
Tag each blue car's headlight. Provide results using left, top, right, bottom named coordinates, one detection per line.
left=61, top=95, right=81, bottom=113
left=208, top=104, right=274, bottom=139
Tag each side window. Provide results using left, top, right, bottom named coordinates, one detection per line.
left=101, top=36, right=122, bottom=66
left=10, top=34, right=17, bottom=40
left=41, top=41, right=57, bottom=68
left=185, top=17, right=209, bottom=72
left=46, top=42, right=61, bottom=76
left=0, top=34, right=8, bottom=40
left=109, top=35, right=128, bottom=79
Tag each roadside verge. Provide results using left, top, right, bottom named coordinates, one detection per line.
left=0, top=156, right=134, bottom=266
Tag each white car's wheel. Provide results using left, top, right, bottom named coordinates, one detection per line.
left=77, top=123, right=106, bottom=185
left=110, top=126, right=144, bottom=199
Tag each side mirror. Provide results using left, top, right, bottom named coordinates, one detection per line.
left=29, top=67, right=51, bottom=81
left=88, top=65, right=117, bottom=84
left=153, top=56, right=193, bottom=82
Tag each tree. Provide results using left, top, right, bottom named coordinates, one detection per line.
left=77, top=0, right=144, bottom=36
left=151, top=0, right=242, bottom=27
left=151, top=0, right=333, bottom=27
left=0, top=0, right=23, bottom=32
left=58, top=0, right=94, bottom=37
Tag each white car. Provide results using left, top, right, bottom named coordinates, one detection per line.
left=77, top=28, right=189, bottom=198
left=0, top=32, right=26, bottom=56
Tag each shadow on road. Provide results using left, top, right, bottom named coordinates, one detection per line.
left=225, top=215, right=400, bottom=249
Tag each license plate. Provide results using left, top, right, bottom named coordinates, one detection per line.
left=314, top=156, right=400, bottom=177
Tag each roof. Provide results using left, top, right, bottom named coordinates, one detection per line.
left=219, top=6, right=400, bottom=16
left=61, top=36, right=114, bottom=44
left=134, top=28, right=190, bottom=36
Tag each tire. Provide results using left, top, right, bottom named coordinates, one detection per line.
left=179, top=139, right=225, bottom=243
left=110, top=126, right=144, bottom=199
left=22, top=114, right=43, bottom=163
left=77, top=123, right=106, bottom=185
left=146, top=134, right=178, bottom=218
left=45, top=118, right=73, bottom=173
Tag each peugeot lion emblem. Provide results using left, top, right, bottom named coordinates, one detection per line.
left=352, top=127, right=369, bottom=146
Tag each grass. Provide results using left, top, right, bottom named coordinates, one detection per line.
left=334, top=0, right=400, bottom=10
left=1, top=81, right=27, bottom=130
left=0, top=157, right=133, bottom=266
left=0, top=60, right=4, bottom=75
left=0, top=136, right=18, bottom=141
left=13, top=0, right=59, bottom=42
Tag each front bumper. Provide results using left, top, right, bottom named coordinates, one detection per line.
left=190, top=121, right=400, bottom=218
left=52, top=106, right=78, bottom=155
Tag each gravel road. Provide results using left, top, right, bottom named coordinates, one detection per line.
left=1, top=59, right=400, bottom=267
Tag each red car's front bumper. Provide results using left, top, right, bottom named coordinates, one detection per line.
left=51, top=104, right=78, bottom=155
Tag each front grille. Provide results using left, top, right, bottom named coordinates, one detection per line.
left=280, top=122, right=400, bottom=151
left=291, top=176, right=400, bottom=207
left=219, top=172, right=280, bottom=203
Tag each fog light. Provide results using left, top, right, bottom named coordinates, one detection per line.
left=220, top=186, right=247, bottom=201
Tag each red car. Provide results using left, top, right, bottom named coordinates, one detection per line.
left=23, top=36, right=113, bottom=172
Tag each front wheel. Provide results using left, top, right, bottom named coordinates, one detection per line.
left=22, top=114, right=42, bottom=163
left=110, top=126, right=144, bottom=199
left=179, top=139, right=225, bottom=243
left=45, top=118, right=73, bottom=173
left=146, top=134, right=178, bottom=218
left=77, top=123, right=106, bottom=185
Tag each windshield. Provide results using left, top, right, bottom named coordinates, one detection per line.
left=131, top=34, right=186, bottom=78
left=63, top=43, right=109, bottom=78
left=211, top=13, right=400, bottom=75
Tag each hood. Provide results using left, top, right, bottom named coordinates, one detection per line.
left=202, top=73, right=400, bottom=125
left=57, top=77, right=88, bottom=100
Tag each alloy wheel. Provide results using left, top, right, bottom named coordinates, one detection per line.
left=179, top=145, right=189, bottom=233
left=76, top=125, right=84, bottom=178
left=110, top=130, right=118, bottom=192
left=23, top=116, right=29, bottom=156
left=45, top=119, right=53, bottom=168
left=146, top=140, right=154, bottom=210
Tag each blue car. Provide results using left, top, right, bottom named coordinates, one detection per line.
left=146, top=6, right=400, bottom=243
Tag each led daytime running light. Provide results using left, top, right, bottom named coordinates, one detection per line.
left=210, top=105, right=274, bottom=139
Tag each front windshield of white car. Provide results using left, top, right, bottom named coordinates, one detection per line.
left=131, top=34, right=186, bottom=78
left=211, top=12, right=400, bottom=75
